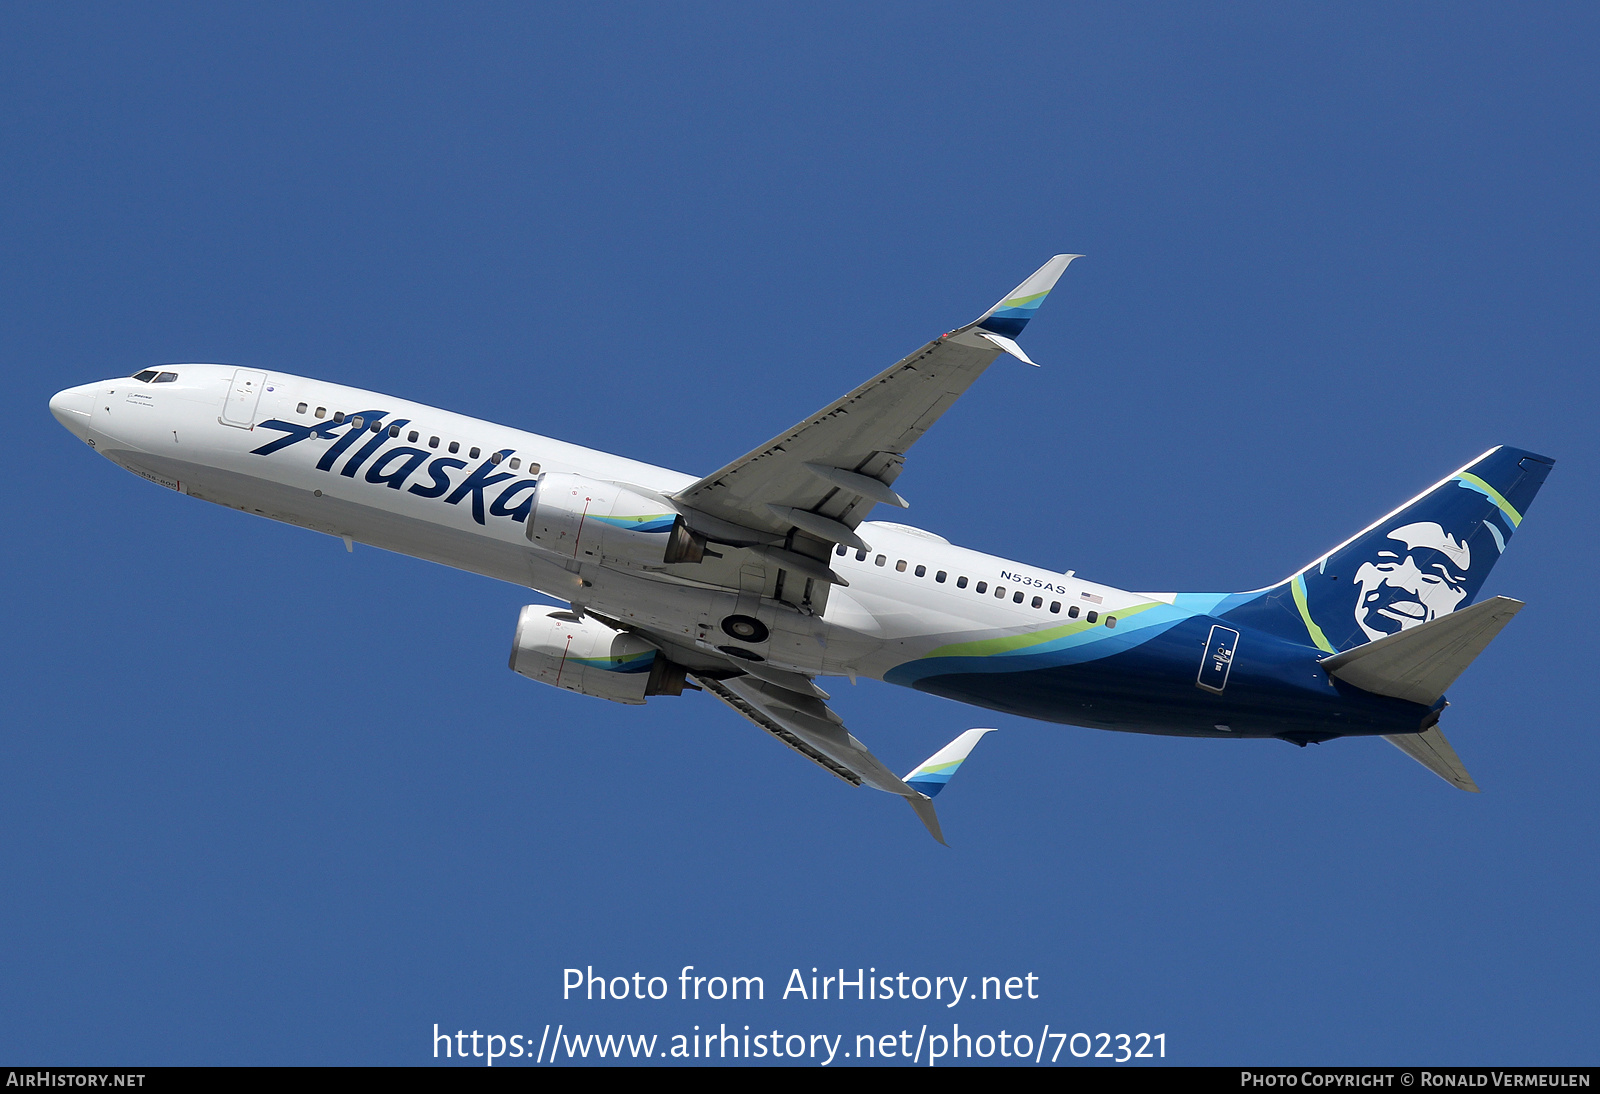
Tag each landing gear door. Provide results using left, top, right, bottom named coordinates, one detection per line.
left=221, top=369, right=268, bottom=428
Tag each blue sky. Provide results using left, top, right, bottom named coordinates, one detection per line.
left=3, top=3, right=1596, bottom=1065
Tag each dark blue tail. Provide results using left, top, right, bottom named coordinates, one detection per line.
left=1220, top=446, right=1554, bottom=653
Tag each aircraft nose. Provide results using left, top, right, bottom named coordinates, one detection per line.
left=49, top=383, right=97, bottom=440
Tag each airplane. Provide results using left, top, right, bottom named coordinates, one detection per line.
left=48, top=255, right=1553, bottom=843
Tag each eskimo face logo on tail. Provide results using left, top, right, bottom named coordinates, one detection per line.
left=1351, top=521, right=1470, bottom=641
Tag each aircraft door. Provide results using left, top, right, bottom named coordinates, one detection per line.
left=221, top=368, right=268, bottom=428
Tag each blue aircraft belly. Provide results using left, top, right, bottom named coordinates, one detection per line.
left=887, top=615, right=1431, bottom=740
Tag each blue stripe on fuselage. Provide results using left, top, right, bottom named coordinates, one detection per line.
left=889, top=615, right=1430, bottom=739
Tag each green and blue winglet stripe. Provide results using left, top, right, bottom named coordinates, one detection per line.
left=903, top=728, right=996, bottom=799
left=975, top=254, right=1080, bottom=339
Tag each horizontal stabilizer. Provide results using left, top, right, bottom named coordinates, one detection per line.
left=1320, top=596, right=1524, bottom=706
left=1384, top=727, right=1480, bottom=793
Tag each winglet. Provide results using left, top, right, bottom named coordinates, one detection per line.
left=906, top=794, right=947, bottom=846
left=975, top=255, right=1082, bottom=339
left=904, top=728, right=997, bottom=797
left=900, top=729, right=996, bottom=846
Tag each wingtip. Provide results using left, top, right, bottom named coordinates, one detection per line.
left=976, top=255, right=1082, bottom=337
left=1034, top=253, right=1084, bottom=286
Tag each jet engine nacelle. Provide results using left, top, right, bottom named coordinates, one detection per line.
left=508, top=606, right=687, bottom=705
left=526, top=472, right=704, bottom=567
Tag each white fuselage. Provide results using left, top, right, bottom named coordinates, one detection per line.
left=50, top=364, right=1160, bottom=683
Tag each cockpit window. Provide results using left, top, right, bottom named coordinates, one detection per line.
left=132, top=370, right=158, bottom=383
left=153, top=371, right=178, bottom=383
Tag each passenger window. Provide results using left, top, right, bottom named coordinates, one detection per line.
left=856, top=549, right=867, bottom=561
left=490, top=452, right=502, bottom=464
left=936, top=571, right=947, bottom=583
left=1012, top=591, right=1023, bottom=603
left=975, top=581, right=987, bottom=594
left=995, top=586, right=1006, bottom=598
left=1086, top=611, right=1099, bottom=624
left=315, top=407, right=326, bottom=419
left=1105, top=616, right=1117, bottom=628
left=1031, top=596, right=1042, bottom=608
left=469, top=447, right=481, bottom=459
left=527, top=463, right=541, bottom=475
left=448, top=441, right=460, bottom=454
left=297, top=402, right=308, bottom=414
left=836, top=545, right=847, bottom=556
left=895, top=560, right=907, bottom=572
left=1068, top=605, right=1080, bottom=619
left=370, top=420, right=382, bottom=432
left=957, top=576, right=968, bottom=589
left=509, top=457, right=520, bottom=470
left=351, top=416, right=363, bottom=429
left=388, top=425, right=400, bottom=437
left=154, top=372, right=178, bottom=382
left=333, top=412, right=345, bottom=424
left=408, top=430, right=419, bottom=443
left=875, top=555, right=886, bottom=566
left=1050, top=601, right=1061, bottom=613
left=914, top=564, right=926, bottom=577
left=429, top=436, right=440, bottom=449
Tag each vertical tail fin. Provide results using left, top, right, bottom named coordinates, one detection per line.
left=1221, top=446, right=1553, bottom=653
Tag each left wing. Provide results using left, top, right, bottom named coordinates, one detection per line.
left=695, top=672, right=995, bottom=844
left=673, top=255, right=1080, bottom=553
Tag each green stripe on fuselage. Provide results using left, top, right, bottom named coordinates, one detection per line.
left=924, top=601, right=1159, bottom=660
